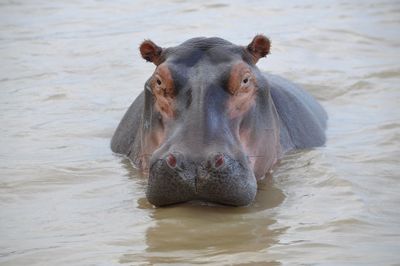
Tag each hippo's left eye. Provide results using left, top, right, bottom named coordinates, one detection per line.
left=227, top=64, right=257, bottom=118
left=227, top=62, right=255, bottom=96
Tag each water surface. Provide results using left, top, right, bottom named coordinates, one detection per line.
left=1, top=1, right=400, bottom=265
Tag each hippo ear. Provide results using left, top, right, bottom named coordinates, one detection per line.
left=139, top=40, right=163, bottom=65
left=246, top=35, right=271, bottom=63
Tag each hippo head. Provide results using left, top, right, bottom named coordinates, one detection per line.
left=136, top=35, right=281, bottom=206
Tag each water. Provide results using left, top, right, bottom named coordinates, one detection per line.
left=1, top=1, right=399, bottom=265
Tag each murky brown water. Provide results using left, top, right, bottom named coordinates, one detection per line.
left=1, top=1, right=400, bottom=265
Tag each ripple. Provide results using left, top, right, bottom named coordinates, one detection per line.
left=365, top=69, right=400, bottom=79
left=43, top=93, right=68, bottom=101
left=1, top=0, right=400, bottom=265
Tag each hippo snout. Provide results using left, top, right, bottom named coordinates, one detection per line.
left=146, top=152, right=257, bottom=207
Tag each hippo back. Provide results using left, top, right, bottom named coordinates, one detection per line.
left=267, top=74, right=327, bottom=152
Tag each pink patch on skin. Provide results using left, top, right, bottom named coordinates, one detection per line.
left=138, top=64, right=177, bottom=171
left=227, top=62, right=257, bottom=119
left=239, top=129, right=256, bottom=170
left=228, top=89, right=256, bottom=119
left=140, top=128, right=166, bottom=171
left=151, top=63, right=176, bottom=119
left=154, top=95, right=175, bottom=118
left=239, top=128, right=280, bottom=180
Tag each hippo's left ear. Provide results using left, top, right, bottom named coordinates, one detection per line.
left=140, top=40, right=163, bottom=65
left=246, top=35, right=271, bottom=64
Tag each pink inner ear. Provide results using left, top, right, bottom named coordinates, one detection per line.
left=248, top=35, right=271, bottom=62
left=139, top=40, right=162, bottom=63
left=253, top=36, right=270, bottom=56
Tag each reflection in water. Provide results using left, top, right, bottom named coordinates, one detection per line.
left=120, top=177, right=285, bottom=265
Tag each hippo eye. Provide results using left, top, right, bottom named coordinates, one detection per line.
left=241, top=75, right=252, bottom=87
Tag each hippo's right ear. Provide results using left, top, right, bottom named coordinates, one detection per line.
left=139, top=40, right=163, bottom=65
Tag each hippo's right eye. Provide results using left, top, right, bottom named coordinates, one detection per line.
left=151, top=66, right=176, bottom=119
left=154, top=74, right=163, bottom=87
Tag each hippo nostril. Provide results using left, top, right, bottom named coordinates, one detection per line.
left=166, top=153, right=177, bottom=168
left=214, top=154, right=225, bottom=168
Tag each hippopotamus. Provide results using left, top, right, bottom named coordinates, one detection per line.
left=111, top=35, right=327, bottom=207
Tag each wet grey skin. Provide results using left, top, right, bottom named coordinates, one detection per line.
left=111, top=35, right=327, bottom=207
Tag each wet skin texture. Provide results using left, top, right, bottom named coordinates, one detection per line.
left=111, top=35, right=327, bottom=207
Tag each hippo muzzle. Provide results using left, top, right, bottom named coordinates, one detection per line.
left=147, top=152, right=257, bottom=206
